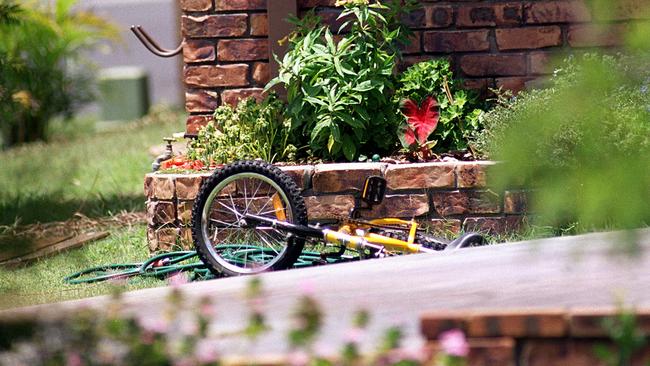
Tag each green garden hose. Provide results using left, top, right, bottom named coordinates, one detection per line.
left=64, top=248, right=353, bottom=285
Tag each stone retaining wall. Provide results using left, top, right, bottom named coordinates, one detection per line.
left=421, top=308, right=650, bottom=365
left=144, top=161, right=527, bottom=252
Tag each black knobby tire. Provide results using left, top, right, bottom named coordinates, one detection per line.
left=446, top=232, right=486, bottom=250
left=191, top=160, right=308, bottom=277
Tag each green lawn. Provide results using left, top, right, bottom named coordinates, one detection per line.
left=0, top=106, right=185, bottom=226
left=0, top=107, right=186, bottom=309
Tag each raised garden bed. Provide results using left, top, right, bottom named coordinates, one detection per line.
left=144, top=161, right=527, bottom=252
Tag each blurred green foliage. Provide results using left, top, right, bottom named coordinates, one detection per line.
left=474, top=50, right=650, bottom=231
left=0, top=0, right=117, bottom=148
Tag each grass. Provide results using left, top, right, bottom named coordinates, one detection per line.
left=0, top=106, right=186, bottom=226
left=0, top=106, right=186, bottom=309
left=0, top=224, right=167, bottom=310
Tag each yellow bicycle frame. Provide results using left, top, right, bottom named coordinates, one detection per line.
left=323, top=218, right=424, bottom=254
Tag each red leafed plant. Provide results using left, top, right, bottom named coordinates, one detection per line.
left=399, top=96, right=439, bottom=161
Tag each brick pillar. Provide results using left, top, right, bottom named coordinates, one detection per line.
left=181, top=0, right=271, bottom=136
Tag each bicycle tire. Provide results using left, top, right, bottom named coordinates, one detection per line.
left=191, top=160, right=307, bottom=276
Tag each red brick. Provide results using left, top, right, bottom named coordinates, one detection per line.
left=462, top=79, right=491, bottom=98
left=299, top=0, right=336, bottom=7
left=182, top=15, right=248, bottom=38
left=400, top=32, right=421, bottom=55
left=304, top=195, right=356, bottom=220
left=423, top=30, right=490, bottom=53
left=569, top=308, right=650, bottom=337
left=519, top=339, right=621, bottom=366
left=421, top=311, right=470, bottom=339
left=218, top=39, right=269, bottom=61
left=504, top=191, right=528, bottom=214
left=186, top=115, right=213, bottom=135
left=460, top=54, right=526, bottom=77
left=252, top=62, right=270, bottom=85
left=221, top=88, right=265, bottom=106
left=385, top=163, right=455, bottom=190
left=456, top=3, right=523, bottom=27
left=312, top=163, right=386, bottom=193
left=402, top=8, right=426, bottom=28
left=185, top=90, right=219, bottom=113
left=496, top=77, right=536, bottom=94
left=525, top=1, right=592, bottom=24
left=456, top=162, right=493, bottom=188
left=567, top=24, right=626, bottom=47
left=425, top=6, right=453, bottom=28
left=463, top=216, right=523, bottom=235
left=361, top=194, right=429, bottom=219
left=467, top=310, right=568, bottom=337
left=216, top=0, right=266, bottom=11
left=250, top=13, right=269, bottom=36
left=315, top=9, right=346, bottom=31
left=529, top=52, right=553, bottom=75
left=496, top=26, right=562, bottom=50
left=429, top=338, right=516, bottom=366
left=183, top=39, right=215, bottom=63
left=184, top=64, right=249, bottom=88
left=181, top=0, right=212, bottom=12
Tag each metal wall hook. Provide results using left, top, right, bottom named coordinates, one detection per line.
left=130, top=25, right=182, bottom=58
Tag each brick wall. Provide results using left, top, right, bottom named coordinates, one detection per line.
left=144, top=161, right=527, bottom=252
left=180, top=0, right=643, bottom=135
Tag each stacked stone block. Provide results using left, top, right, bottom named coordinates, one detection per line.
left=421, top=308, right=650, bottom=365
left=144, top=162, right=527, bottom=252
left=180, top=0, right=649, bottom=135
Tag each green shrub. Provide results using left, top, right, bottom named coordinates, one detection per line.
left=396, top=59, right=484, bottom=153
left=187, top=94, right=298, bottom=165
left=0, top=0, right=117, bottom=148
left=267, top=1, right=417, bottom=161
left=474, top=53, right=650, bottom=230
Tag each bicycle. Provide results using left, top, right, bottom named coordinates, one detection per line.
left=191, top=160, right=486, bottom=277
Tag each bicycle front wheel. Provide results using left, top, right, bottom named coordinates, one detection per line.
left=191, top=160, right=307, bottom=276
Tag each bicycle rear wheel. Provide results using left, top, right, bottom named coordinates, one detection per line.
left=191, top=160, right=307, bottom=276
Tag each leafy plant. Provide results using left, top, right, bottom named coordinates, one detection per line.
left=396, top=60, right=484, bottom=153
left=0, top=0, right=117, bottom=148
left=267, top=0, right=417, bottom=161
left=399, top=96, right=440, bottom=161
left=187, top=94, right=299, bottom=165
left=474, top=52, right=650, bottom=232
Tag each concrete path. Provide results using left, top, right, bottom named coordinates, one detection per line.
left=2, top=230, right=649, bottom=356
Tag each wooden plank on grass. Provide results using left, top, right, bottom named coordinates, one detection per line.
left=0, top=232, right=109, bottom=267
left=0, top=234, right=74, bottom=262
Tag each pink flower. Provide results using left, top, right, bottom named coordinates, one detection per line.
left=168, top=272, right=189, bottom=287
left=344, top=326, right=365, bottom=344
left=288, top=350, right=309, bottom=366
left=438, top=329, right=469, bottom=357
left=195, top=339, right=220, bottom=364
left=66, top=352, right=83, bottom=366
left=138, top=316, right=169, bottom=334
